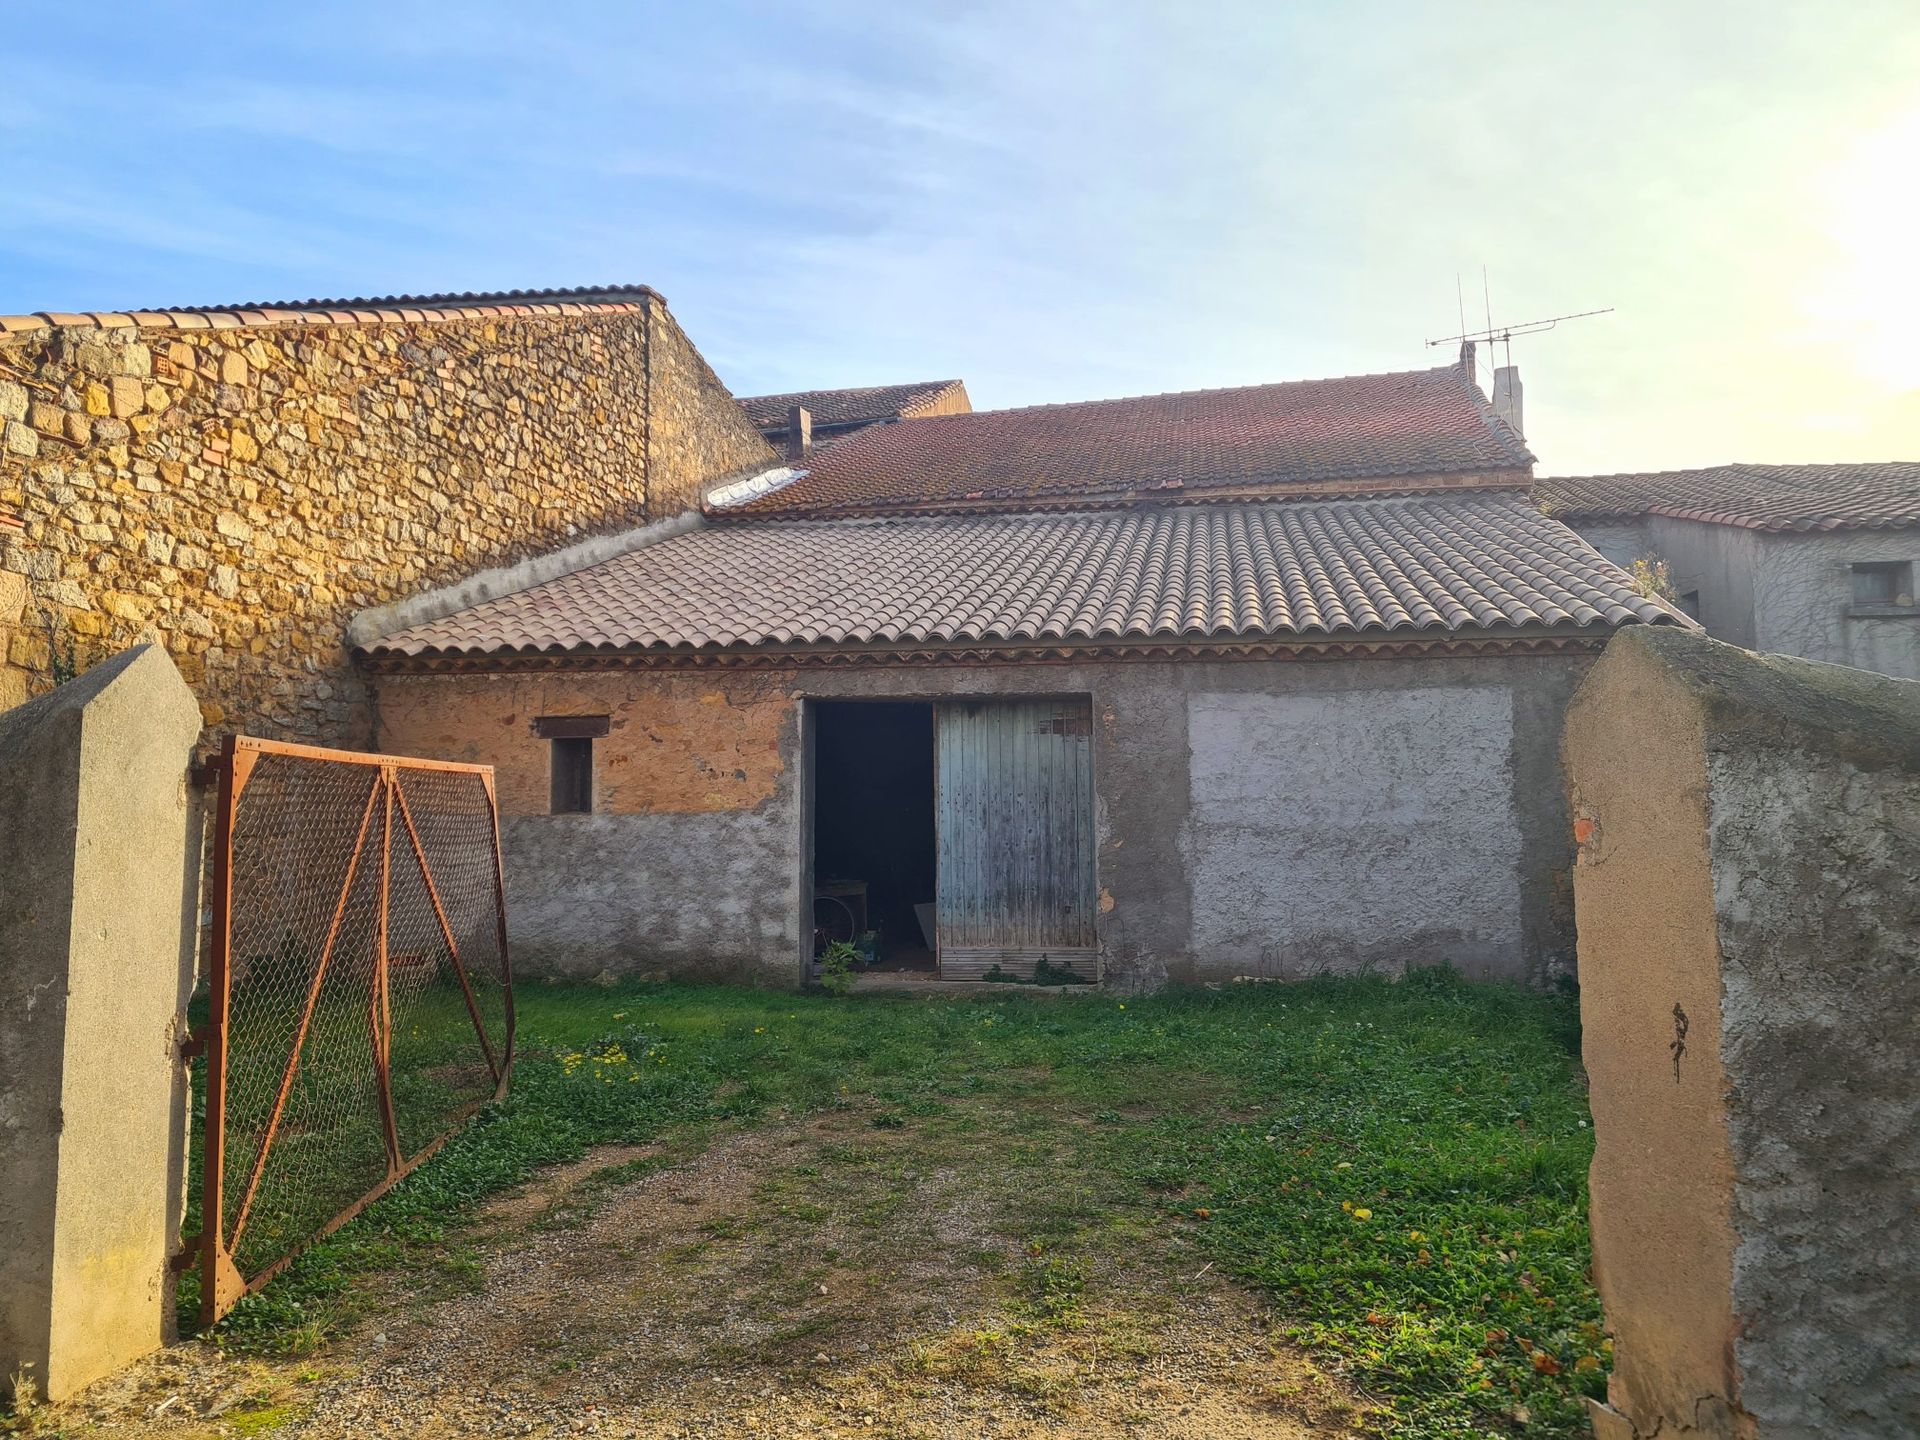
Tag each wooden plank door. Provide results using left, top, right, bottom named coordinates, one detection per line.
left=934, top=698, right=1097, bottom=981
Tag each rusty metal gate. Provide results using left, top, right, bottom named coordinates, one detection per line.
left=194, top=736, right=514, bottom=1324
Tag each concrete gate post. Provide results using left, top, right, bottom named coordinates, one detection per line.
left=0, top=645, right=203, bottom=1404
left=1564, top=628, right=1920, bottom=1438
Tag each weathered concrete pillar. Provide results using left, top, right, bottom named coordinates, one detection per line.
left=1564, top=627, right=1920, bottom=1438
left=0, top=645, right=202, bottom=1404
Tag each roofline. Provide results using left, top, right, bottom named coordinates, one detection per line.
left=0, top=284, right=664, bottom=337
left=357, top=624, right=1653, bottom=674
left=1546, top=502, right=1920, bottom=534
left=1544, top=460, right=1920, bottom=483
left=708, top=469, right=1534, bottom=521
left=741, top=378, right=969, bottom=430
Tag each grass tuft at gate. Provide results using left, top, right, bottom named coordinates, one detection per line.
left=183, top=971, right=1605, bottom=1439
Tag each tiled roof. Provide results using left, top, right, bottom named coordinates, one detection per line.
left=737, top=380, right=969, bottom=432
left=361, top=494, right=1672, bottom=663
left=1538, top=462, right=1920, bottom=532
left=718, top=365, right=1532, bottom=518
left=0, top=284, right=659, bottom=336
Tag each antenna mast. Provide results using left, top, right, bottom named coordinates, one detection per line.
left=1427, top=306, right=1614, bottom=370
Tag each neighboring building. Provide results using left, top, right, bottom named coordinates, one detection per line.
left=1540, top=462, right=1920, bottom=680
left=737, top=379, right=971, bottom=453
left=360, top=360, right=1679, bottom=989
left=0, top=286, right=774, bottom=737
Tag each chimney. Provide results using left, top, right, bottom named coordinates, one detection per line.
left=785, top=404, right=812, bottom=462
left=1490, top=366, right=1523, bottom=439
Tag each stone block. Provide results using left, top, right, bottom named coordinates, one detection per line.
left=0, top=379, right=27, bottom=421
left=108, top=377, right=144, bottom=418
left=0, top=569, right=25, bottom=626
left=1565, top=627, right=1920, bottom=1438
left=4, top=420, right=38, bottom=457
left=0, top=645, right=202, bottom=1402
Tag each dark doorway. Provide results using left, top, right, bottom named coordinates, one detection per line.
left=812, top=701, right=937, bottom=970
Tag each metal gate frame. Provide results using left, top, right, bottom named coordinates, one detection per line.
left=192, top=735, right=514, bottom=1324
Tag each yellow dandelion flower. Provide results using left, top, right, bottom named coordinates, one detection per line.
left=1353, top=1208, right=1372, bottom=1221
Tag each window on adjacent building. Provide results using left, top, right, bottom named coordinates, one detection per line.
left=535, top=716, right=610, bottom=814
left=1851, top=561, right=1914, bottom=607
left=1678, top=589, right=1702, bottom=621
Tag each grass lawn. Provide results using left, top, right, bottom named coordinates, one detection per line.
left=196, top=971, right=1605, bottom=1439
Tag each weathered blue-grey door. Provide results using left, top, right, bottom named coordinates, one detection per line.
left=933, top=698, right=1097, bottom=981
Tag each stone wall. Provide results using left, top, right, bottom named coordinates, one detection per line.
left=372, top=649, right=1588, bottom=985
left=1565, top=626, right=1920, bottom=1438
left=0, top=297, right=772, bottom=743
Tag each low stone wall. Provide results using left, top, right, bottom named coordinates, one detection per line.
left=1565, top=627, right=1920, bottom=1438
left=0, top=298, right=772, bottom=743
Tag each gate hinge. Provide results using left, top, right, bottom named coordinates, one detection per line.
left=170, top=1241, right=202, bottom=1273
left=179, top=1028, right=209, bottom=1061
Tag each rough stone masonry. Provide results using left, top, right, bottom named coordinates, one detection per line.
left=1565, top=626, right=1920, bottom=1439
left=0, top=294, right=772, bottom=741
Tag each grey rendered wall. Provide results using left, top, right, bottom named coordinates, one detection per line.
left=500, top=804, right=800, bottom=982
left=1647, top=516, right=1763, bottom=649
left=1708, top=733, right=1919, bottom=1434
left=1185, top=685, right=1523, bottom=980
left=1750, top=529, right=1920, bottom=679
left=1568, top=519, right=1652, bottom=571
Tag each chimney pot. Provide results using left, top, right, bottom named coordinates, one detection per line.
left=786, top=405, right=812, bottom=462
left=1491, top=365, right=1523, bottom=440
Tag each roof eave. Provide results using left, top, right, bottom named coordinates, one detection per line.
left=358, top=618, right=1663, bottom=675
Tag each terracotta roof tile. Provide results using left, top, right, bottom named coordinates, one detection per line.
left=1538, top=462, right=1920, bottom=532
left=719, top=365, right=1531, bottom=518
left=362, top=494, right=1672, bottom=662
left=737, top=379, right=970, bottom=432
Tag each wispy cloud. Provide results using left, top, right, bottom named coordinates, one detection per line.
left=2, top=0, right=1916, bottom=470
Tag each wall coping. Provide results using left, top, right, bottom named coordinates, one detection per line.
left=0, top=285, right=662, bottom=338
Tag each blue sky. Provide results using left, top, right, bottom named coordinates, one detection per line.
left=4, top=2, right=1917, bottom=473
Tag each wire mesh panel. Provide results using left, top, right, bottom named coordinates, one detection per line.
left=200, top=737, right=513, bottom=1323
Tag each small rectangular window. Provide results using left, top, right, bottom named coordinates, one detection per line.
left=1851, top=561, right=1914, bottom=607
left=550, top=737, right=594, bottom=814
left=536, top=716, right=608, bottom=815
left=1678, top=589, right=1702, bottom=621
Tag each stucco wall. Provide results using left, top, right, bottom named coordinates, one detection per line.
left=1186, top=686, right=1522, bottom=978
left=0, top=300, right=772, bottom=743
left=1644, top=516, right=1762, bottom=650
left=373, top=650, right=1589, bottom=986
left=1567, top=627, right=1920, bottom=1438
left=1566, top=519, right=1651, bottom=572
left=1572, top=515, right=1920, bottom=680
left=1749, top=528, right=1920, bottom=679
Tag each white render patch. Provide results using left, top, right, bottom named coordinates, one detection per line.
left=705, top=465, right=806, bottom=510
left=1184, top=686, right=1523, bottom=978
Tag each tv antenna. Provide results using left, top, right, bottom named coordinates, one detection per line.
left=1427, top=269, right=1612, bottom=372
